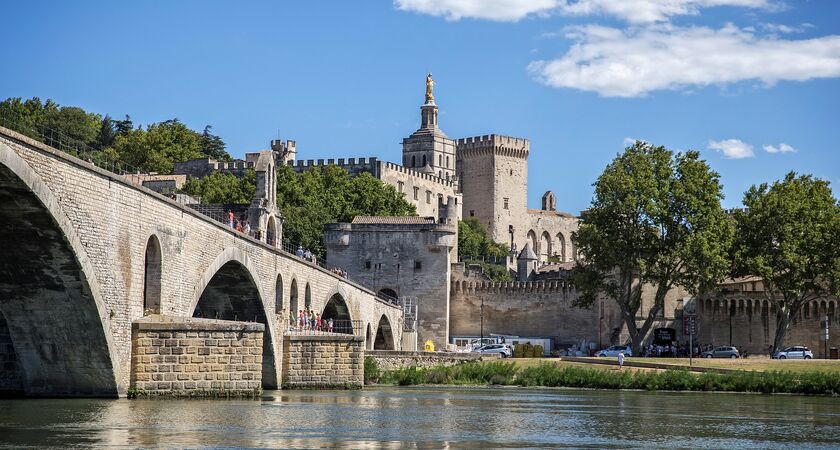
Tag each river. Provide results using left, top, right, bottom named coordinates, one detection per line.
left=1, top=387, right=838, bottom=448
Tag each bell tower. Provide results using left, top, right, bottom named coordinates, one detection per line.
left=402, top=73, right=457, bottom=184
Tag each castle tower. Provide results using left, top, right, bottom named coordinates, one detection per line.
left=271, top=139, right=296, bottom=167
left=517, top=243, right=538, bottom=282
left=456, top=134, right=530, bottom=246
left=402, top=73, right=457, bottom=184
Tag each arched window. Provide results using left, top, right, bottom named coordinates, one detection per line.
left=411, top=155, right=416, bottom=167
left=540, top=231, right=551, bottom=262
left=289, top=279, right=298, bottom=315
left=446, top=156, right=450, bottom=168
left=143, top=235, right=162, bottom=314
left=556, top=232, right=566, bottom=262
left=304, top=283, right=312, bottom=309
left=439, top=154, right=442, bottom=166
left=438, top=170, right=442, bottom=178
left=422, top=155, right=427, bottom=166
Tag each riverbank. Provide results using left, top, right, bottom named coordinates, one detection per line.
left=365, top=358, right=840, bottom=395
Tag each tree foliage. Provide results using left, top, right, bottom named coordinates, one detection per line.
left=180, top=170, right=256, bottom=204
left=571, top=141, right=734, bottom=354
left=458, top=218, right=509, bottom=262
left=276, top=165, right=416, bottom=258
left=733, top=172, right=840, bottom=352
left=0, top=96, right=230, bottom=173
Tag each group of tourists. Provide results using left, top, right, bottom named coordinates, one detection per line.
left=227, top=210, right=252, bottom=235
left=295, top=245, right=318, bottom=265
left=331, top=267, right=348, bottom=278
left=290, top=308, right=334, bottom=333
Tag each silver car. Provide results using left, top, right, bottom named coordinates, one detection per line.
left=701, top=346, right=740, bottom=358
left=473, top=344, right=512, bottom=358
left=773, top=346, right=813, bottom=359
left=595, top=345, right=632, bottom=357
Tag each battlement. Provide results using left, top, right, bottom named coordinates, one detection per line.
left=452, top=279, right=575, bottom=296
left=287, top=157, right=380, bottom=177
left=382, top=161, right=456, bottom=188
left=456, top=134, right=530, bottom=159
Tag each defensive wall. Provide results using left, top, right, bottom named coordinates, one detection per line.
left=448, top=266, right=609, bottom=349
left=0, top=126, right=402, bottom=397
left=696, top=291, right=840, bottom=355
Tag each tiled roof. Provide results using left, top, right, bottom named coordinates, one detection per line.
left=351, top=216, right=436, bottom=225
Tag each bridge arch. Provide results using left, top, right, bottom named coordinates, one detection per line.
left=374, top=315, right=395, bottom=350
left=289, top=278, right=299, bottom=316
left=322, top=292, right=353, bottom=334
left=190, top=247, right=279, bottom=389
left=0, top=143, right=120, bottom=396
left=143, top=234, right=162, bottom=314
left=274, top=274, right=283, bottom=315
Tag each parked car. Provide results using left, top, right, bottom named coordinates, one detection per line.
left=773, top=346, right=813, bottom=359
left=595, top=345, right=632, bottom=357
left=472, top=344, right=512, bottom=358
left=701, top=346, right=740, bottom=358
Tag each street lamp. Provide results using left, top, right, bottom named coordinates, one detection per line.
left=480, top=296, right=484, bottom=346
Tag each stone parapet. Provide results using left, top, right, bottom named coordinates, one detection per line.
left=282, top=334, right=364, bottom=389
left=130, top=315, right=264, bottom=398
left=366, top=350, right=484, bottom=371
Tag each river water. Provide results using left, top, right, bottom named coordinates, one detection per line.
left=1, top=387, right=838, bottom=448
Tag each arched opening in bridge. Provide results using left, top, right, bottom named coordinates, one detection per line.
left=143, top=235, right=162, bottom=314
left=304, top=283, right=312, bottom=309
left=289, top=279, right=298, bottom=317
left=266, top=216, right=277, bottom=247
left=377, top=288, right=398, bottom=302
left=374, top=315, right=395, bottom=350
left=275, top=274, right=283, bottom=316
left=366, top=323, right=372, bottom=350
left=322, top=293, right=352, bottom=334
left=193, top=260, right=277, bottom=389
left=0, top=163, right=118, bottom=396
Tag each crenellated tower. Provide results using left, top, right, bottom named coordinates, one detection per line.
left=456, top=134, right=530, bottom=251
left=402, top=73, right=458, bottom=185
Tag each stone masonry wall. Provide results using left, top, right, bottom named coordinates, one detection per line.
left=0, top=314, right=22, bottom=393
left=130, top=315, right=264, bottom=397
left=380, top=162, right=461, bottom=221
left=0, top=127, right=403, bottom=396
left=282, top=335, right=364, bottom=389
left=366, top=350, right=484, bottom=371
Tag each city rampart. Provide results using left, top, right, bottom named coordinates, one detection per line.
left=0, top=126, right=403, bottom=397
left=366, top=349, right=483, bottom=371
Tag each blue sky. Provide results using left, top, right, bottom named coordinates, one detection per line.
left=1, top=1, right=838, bottom=213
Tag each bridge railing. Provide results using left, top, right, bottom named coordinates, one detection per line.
left=284, top=319, right=363, bottom=337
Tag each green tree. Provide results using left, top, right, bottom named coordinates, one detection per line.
left=180, top=170, right=256, bottom=204
left=39, top=105, right=101, bottom=150
left=733, top=172, right=840, bottom=353
left=115, top=114, right=133, bottom=135
left=111, top=119, right=204, bottom=173
left=458, top=218, right=511, bottom=282
left=274, top=165, right=416, bottom=258
left=199, top=125, right=230, bottom=161
left=571, top=142, right=734, bottom=354
left=95, top=115, right=116, bottom=150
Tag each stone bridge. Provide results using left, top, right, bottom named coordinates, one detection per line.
left=0, top=126, right=403, bottom=397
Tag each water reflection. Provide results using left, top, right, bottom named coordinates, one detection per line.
left=0, top=387, right=838, bottom=448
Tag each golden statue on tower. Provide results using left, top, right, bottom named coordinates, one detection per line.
left=425, top=73, right=435, bottom=103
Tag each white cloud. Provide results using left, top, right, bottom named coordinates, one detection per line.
left=394, top=0, right=776, bottom=23
left=709, top=139, right=755, bottom=159
left=557, top=0, right=776, bottom=24
left=760, top=22, right=812, bottom=34
left=528, top=24, right=840, bottom=97
left=393, top=0, right=559, bottom=22
left=763, top=143, right=796, bottom=153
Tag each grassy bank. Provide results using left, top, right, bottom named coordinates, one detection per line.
left=365, top=358, right=840, bottom=395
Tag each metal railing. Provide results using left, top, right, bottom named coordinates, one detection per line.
left=284, top=319, right=362, bottom=337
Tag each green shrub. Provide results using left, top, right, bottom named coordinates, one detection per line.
left=364, top=356, right=380, bottom=385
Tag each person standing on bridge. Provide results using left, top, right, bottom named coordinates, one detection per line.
left=227, top=210, right=234, bottom=228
